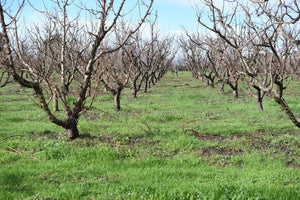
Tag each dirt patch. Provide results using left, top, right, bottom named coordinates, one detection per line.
left=198, top=146, right=244, bottom=156
left=194, top=146, right=244, bottom=167
left=286, top=163, right=300, bottom=169
left=185, top=128, right=245, bottom=141
left=127, top=138, right=160, bottom=147
left=0, top=98, right=30, bottom=103
left=190, top=132, right=227, bottom=141
left=187, top=130, right=300, bottom=168
left=30, top=131, right=62, bottom=139
left=73, top=133, right=161, bottom=148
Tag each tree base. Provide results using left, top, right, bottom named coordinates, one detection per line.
left=66, top=126, right=79, bottom=139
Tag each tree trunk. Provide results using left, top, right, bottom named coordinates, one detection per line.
left=206, top=78, right=214, bottom=88
left=151, top=76, right=156, bottom=85
left=143, top=74, right=149, bottom=93
left=256, top=97, right=264, bottom=111
left=199, top=75, right=204, bottom=82
left=232, top=83, right=238, bottom=98
left=65, top=118, right=79, bottom=139
left=114, top=92, right=121, bottom=111
left=210, top=79, right=214, bottom=88
left=53, top=92, right=59, bottom=112
left=131, top=88, right=137, bottom=99
left=228, top=79, right=239, bottom=98
left=275, top=97, right=300, bottom=128
left=66, top=125, right=79, bottom=139
left=130, top=79, right=138, bottom=99
left=252, top=86, right=264, bottom=111
left=147, top=79, right=152, bottom=89
left=144, top=80, right=148, bottom=93
left=233, top=89, right=238, bottom=98
left=87, top=79, right=92, bottom=97
left=220, top=82, right=225, bottom=94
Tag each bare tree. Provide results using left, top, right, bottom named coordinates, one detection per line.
left=122, top=31, right=146, bottom=99
left=140, top=20, right=174, bottom=93
left=0, top=32, right=12, bottom=87
left=196, top=0, right=300, bottom=125
left=0, top=0, right=153, bottom=139
left=179, top=34, right=221, bottom=88
left=97, top=43, right=140, bottom=111
left=179, top=35, right=204, bottom=80
left=0, top=67, right=11, bottom=87
left=180, top=33, right=241, bottom=97
left=218, top=46, right=241, bottom=98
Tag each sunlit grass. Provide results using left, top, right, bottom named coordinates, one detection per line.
left=0, top=72, right=299, bottom=199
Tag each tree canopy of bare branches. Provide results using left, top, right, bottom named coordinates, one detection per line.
left=193, top=0, right=300, bottom=127
left=0, top=0, right=154, bottom=139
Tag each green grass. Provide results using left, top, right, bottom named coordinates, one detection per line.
left=0, top=72, right=299, bottom=199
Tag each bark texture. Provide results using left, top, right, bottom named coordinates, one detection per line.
left=275, top=97, right=300, bottom=128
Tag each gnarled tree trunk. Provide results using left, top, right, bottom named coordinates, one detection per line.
left=53, top=92, right=59, bottom=112
left=114, top=91, right=121, bottom=111
left=131, top=88, right=137, bottom=99
left=66, top=123, right=79, bottom=139
left=220, top=80, right=226, bottom=94
left=275, top=97, right=300, bottom=128
left=256, top=97, right=264, bottom=112
left=228, top=78, right=239, bottom=98
left=252, top=85, right=265, bottom=111
left=233, top=89, right=238, bottom=99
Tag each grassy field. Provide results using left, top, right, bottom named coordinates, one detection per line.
left=0, top=72, right=299, bottom=199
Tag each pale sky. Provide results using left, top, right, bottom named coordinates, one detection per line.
left=155, top=0, right=199, bottom=33
left=9, top=0, right=199, bottom=35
